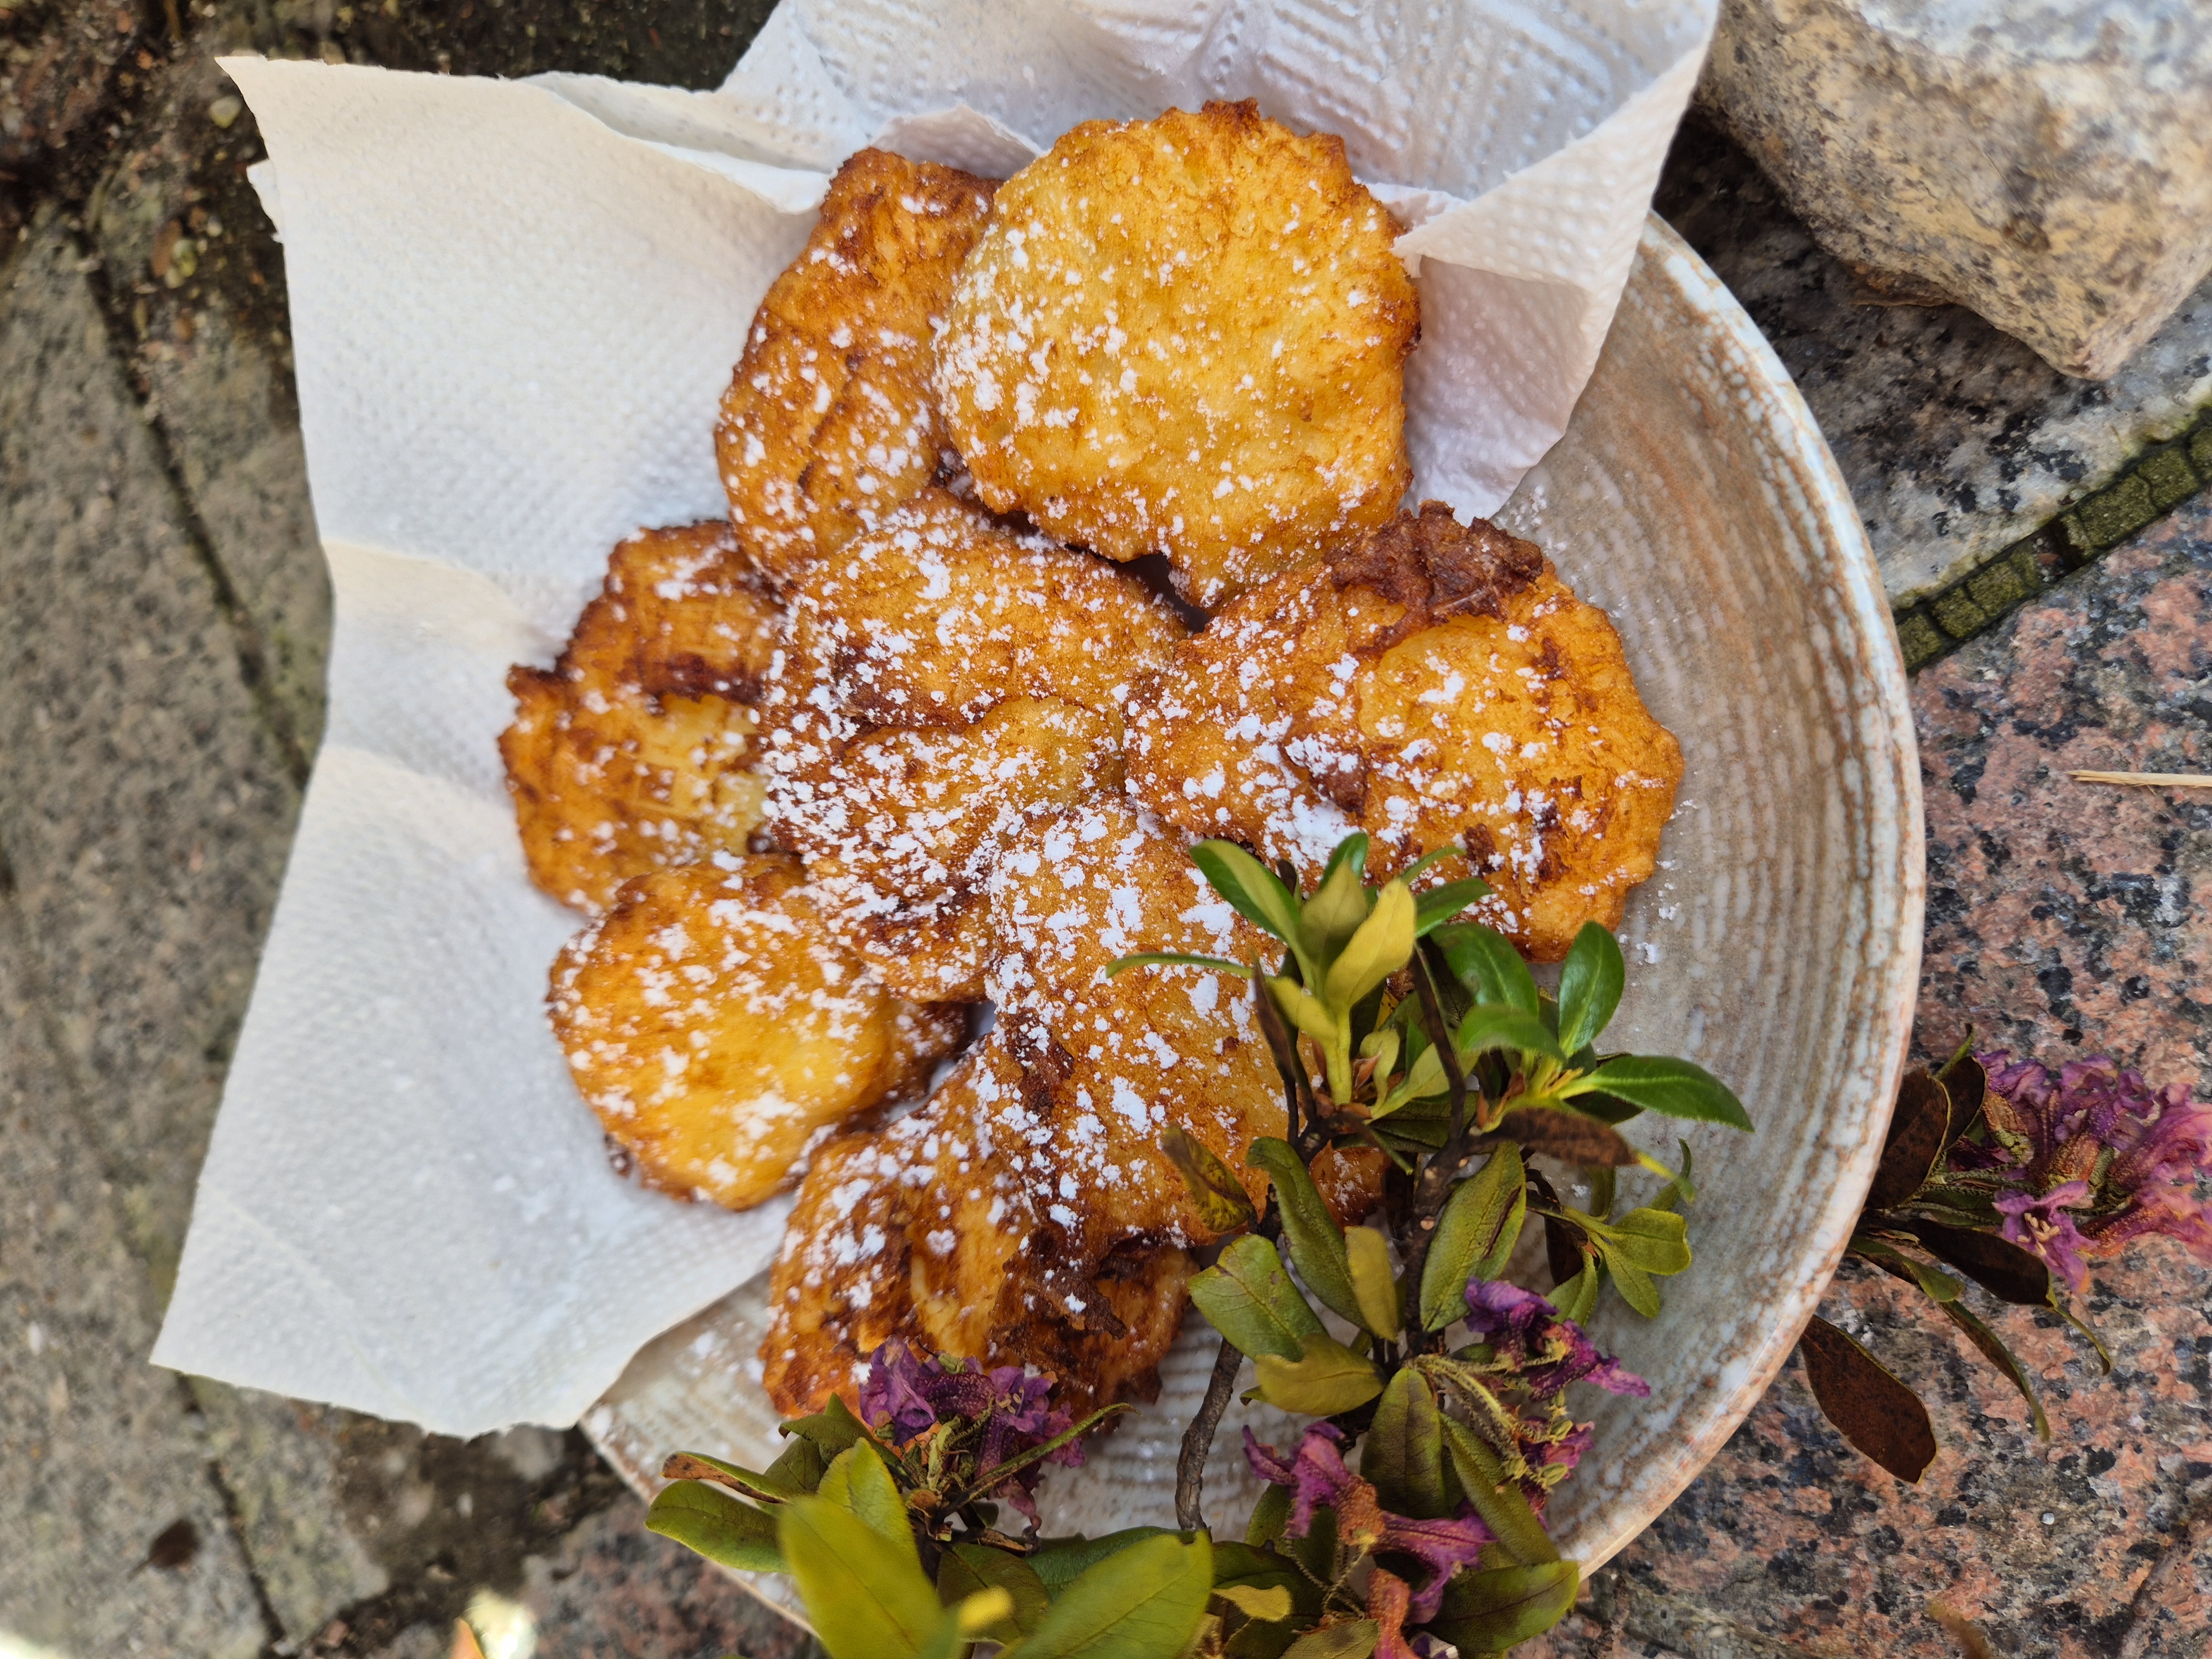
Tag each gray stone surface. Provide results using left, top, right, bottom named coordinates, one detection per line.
left=88, top=48, right=328, bottom=763
left=1657, top=114, right=2212, bottom=607
left=0, top=875, right=272, bottom=1658
left=1701, top=0, right=2212, bottom=380
left=0, top=210, right=300, bottom=1297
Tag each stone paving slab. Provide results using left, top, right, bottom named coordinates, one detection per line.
left=0, top=878, right=273, bottom=1658
left=0, top=209, right=299, bottom=1298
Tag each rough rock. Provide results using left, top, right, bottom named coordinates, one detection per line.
left=1656, top=113, right=2212, bottom=606
left=1700, top=0, right=2212, bottom=379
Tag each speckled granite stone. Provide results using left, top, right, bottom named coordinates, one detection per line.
left=1656, top=116, right=2212, bottom=609
left=1525, top=488, right=2212, bottom=1659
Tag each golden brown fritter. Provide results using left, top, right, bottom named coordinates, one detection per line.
left=760, top=796, right=1381, bottom=1417
left=1124, top=503, right=1685, bottom=961
left=717, top=148, right=997, bottom=586
left=549, top=856, right=967, bottom=1212
left=502, top=522, right=782, bottom=914
left=763, top=489, right=1187, bottom=1001
left=501, top=524, right=778, bottom=912
left=934, top=100, right=1418, bottom=610
left=761, top=1040, right=1198, bottom=1418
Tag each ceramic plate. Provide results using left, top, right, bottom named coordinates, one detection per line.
left=581, top=213, right=1926, bottom=1623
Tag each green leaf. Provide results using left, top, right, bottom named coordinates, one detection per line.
left=1939, top=1300, right=2051, bottom=1440
left=1850, top=1235, right=1964, bottom=1303
left=1244, top=1483, right=1291, bottom=1548
left=1192, top=842, right=1307, bottom=956
left=1323, top=880, right=1416, bottom=1011
left=1866, top=1070, right=1952, bottom=1211
left=1438, top=1416, right=1557, bottom=1566
left=1303, top=847, right=1374, bottom=963
left=1215, top=1583, right=1293, bottom=1622
left=1420, top=1145, right=1527, bottom=1331
left=1555, top=922, right=1625, bottom=1057
left=660, top=1449, right=811, bottom=1504
left=1455, top=1004, right=1566, bottom=1065
left=1574, top=1056, right=1751, bottom=1129
left=778, top=1496, right=946, bottom=1659
left=1249, top=1333, right=1385, bottom=1415
left=1211, top=1540, right=1300, bottom=1586
left=1027, top=1530, right=1179, bottom=1593
left=1106, top=951, right=1256, bottom=980
left=1602, top=1207, right=1692, bottom=1275
left=1266, top=976, right=1340, bottom=1048
left=1434, top=922, right=1540, bottom=1016
left=762, top=1434, right=829, bottom=1495
left=1245, top=1140, right=1363, bottom=1329
left=1548, top=1257, right=1600, bottom=1324
left=1606, top=1255, right=1662, bottom=1317
left=1287, top=1505, right=1336, bottom=1588
left=1360, top=1369, right=1448, bottom=1519
left=1190, top=1235, right=1326, bottom=1360
left=1413, top=875, right=1491, bottom=937
left=1427, top=1560, right=1580, bottom=1651
left=938, top=1545, right=1051, bottom=1641
left=1342, top=1225, right=1400, bottom=1338
left=1280, top=1625, right=1376, bottom=1658
left=1000, top=1532, right=1213, bottom=1659
left=644, top=1480, right=784, bottom=1573
left=1161, top=1126, right=1259, bottom=1233
left=782, top=1395, right=867, bottom=1459
left=1796, top=1315, right=1937, bottom=1483
left=817, top=1442, right=918, bottom=1571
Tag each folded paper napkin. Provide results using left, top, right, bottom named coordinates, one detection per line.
left=153, top=0, right=1715, bottom=1436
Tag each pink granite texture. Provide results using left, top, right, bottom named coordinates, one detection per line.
left=1528, top=498, right=2212, bottom=1657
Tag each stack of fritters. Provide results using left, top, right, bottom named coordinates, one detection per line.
left=500, top=108, right=1684, bottom=1423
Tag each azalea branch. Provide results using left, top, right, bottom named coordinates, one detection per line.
left=1176, top=1334, right=1245, bottom=1531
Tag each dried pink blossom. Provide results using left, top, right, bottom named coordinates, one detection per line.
left=858, top=1339, right=1078, bottom=1525
left=1462, top=1279, right=1651, bottom=1400
left=1956, top=1053, right=2212, bottom=1287
left=1244, top=1423, right=1491, bottom=1620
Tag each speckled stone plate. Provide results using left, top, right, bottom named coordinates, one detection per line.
left=581, top=214, right=1925, bottom=1623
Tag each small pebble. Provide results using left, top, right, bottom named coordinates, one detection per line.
left=2041, top=1511, right=2056, bottom=1524
left=207, top=94, right=242, bottom=128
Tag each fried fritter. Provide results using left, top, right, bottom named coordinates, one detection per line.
left=549, top=855, right=967, bottom=1211
left=760, top=796, right=1381, bottom=1417
left=504, top=522, right=787, bottom=916
left=764, top=489, right=1187, bottom=1001
left=934, top=100, right=1418, bottom=609
left=501, top=521, right=781, bottom=914
left=1125, top=503, right=1685, bottom=961
left=717, top=148, right=997, bottom=586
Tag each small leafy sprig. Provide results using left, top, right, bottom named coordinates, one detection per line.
left=645, top=832, right=1751, bottom=1657
left=645, top=1341, right=1217, bottom=1657
left=1797, top=1039, right=2212, bottom=1483
left=1113, top=833, right=1752, bottom=1654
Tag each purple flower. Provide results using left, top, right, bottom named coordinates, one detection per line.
left=1957, top=1053, right=2212, bottom=1286
left=1243, top=1423, right=1491, bottom=1620
left=1461, top=1280, right=1651, bottom=1400
left=1994, top=1181, right=2093, bottom=1291
left=857, top=1340, right=1079, bottom=1526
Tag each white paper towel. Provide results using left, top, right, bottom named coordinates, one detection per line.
left=155, top=0, right=1713, bottom=1436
